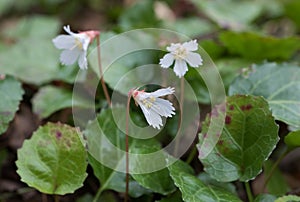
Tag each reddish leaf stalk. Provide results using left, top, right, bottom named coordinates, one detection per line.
left=96, top=36, right=111, bottom=107
left=125, top=92, right=132, bottom=202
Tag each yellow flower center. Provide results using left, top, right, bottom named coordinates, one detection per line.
left=142, top=96, right=156, bottom=109
left=71, top=37, right=83, bottom=50
left=173, top=47, right=187, bottom=60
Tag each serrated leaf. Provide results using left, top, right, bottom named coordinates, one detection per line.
left=198, top=95, right=279, bottom=182
left=254, top=194, right=277, bottom=202
left=284, top=130, right=300, bottom=150
left=168, top=160, right=242, bottom=202
left=275, top=195, right=300, bottom=202
left=32, top=85, right=93, bottom=118
left=0, top=76, right=24, bottom=134
left=85, top=108, right=174, bottom=196
left=264, top=160, right=290, bottom=196
left=219, top=32, right=300, bottom=60
left=229, top=62, right=300, bottom=128
left=16, top=122, right=87, bottom=195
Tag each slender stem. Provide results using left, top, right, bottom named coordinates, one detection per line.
left=96, top=36, right=111, bottom=107
left=245, top=181, right=253, bottom=202
left=125, top=93, right=131, bottom=202
left=262, top=149, right=288, bottom=191
left=93, top=187, right=104, bottom=202
left=175, top=77, right=185, bottom=156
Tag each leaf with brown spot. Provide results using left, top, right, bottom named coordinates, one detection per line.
left=198, top=95, right=279, bottom=182
left=16, top=122, right=87, bottom=195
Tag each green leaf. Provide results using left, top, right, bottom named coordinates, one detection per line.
left=0, top=0, right=12, bottom=16
left=0, top=16, right=81, bottom=85
left=168, top=160, right=242, bottom=202
left=191, top=0, right=262, bottom=30
left=219, top=32, right=300, bottom=60
left=229, top=62, right=300, bottom=128
left=85, top=108, right=174, bottom=195
left=3, top=15, right=60, bottom=39
left=32, top=85, right=93, bottom=118
left=131, top=142, right=176, bottom=195
left=264, top=160, right=290, bottom=196
left=198, top=95, right=279, bottom=182
left=162, top=17, right=215, bottom=37
left=119, top=1, right=160, bottom=31
left=284, top=130, right=300, bottom=150
left=88, top=154, right=150, bottom=198
left=199, top=40, right=226, bottom=60
left=284, top=0, right=300, bottom=28
left=0, top=76, right=24, bottom=134
left=198, top=172, right=237, bottom=195
left=215, top=58, right=252, bottom=91
left=16, top=122, right=87, bottom=195
left=254, top=194, right=277, bottom=202
left=275, top=195, right=300, bottom=202
left=157, top=191, right=183, bottom=202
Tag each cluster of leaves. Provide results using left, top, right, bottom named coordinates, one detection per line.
left=1, top=0, right=300, bottom=202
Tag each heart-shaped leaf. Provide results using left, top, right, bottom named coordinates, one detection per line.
left=198, top=95, right=279, bottom=182
left=0, top=75, right=24, bottom=134
left=168, top=160, right=242, bottom=202
left=16, top=122, right=87, bottom=194
left=229, top=62, right=300, bottom=128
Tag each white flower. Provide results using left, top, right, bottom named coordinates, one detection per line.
left=52, top=25, right=97, bottom=69
left=159, top=40, right=203, bottom=78
left=131, top=87, right=175, bottom=129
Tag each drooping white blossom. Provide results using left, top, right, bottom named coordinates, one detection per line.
left=159, top=40, right=203, bottom=78
left=131, top=87, right=175, bottom=129
left=52, top=25, right=99, bottom=69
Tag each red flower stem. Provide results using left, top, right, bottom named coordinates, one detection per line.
left=96, top=36, right=112, bottom=107
left=125, top=93, right=131, bottom=202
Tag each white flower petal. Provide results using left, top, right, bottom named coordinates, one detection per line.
left=52, top=35, right=76, bottom=49
left=166, top=43, right=180, bottom=52
left=159, top=53, right=174, bottom=68
left=173, top=59, right=188, bottom=78
left=78, top=52, right=88, bottom=69
left=185, top=52, right=203, bottom=67
left=60, top=49, right=80, bottom=65
left=77, top=34, right=91, bottom=51
left=150, top=87, right=175, bottom=97
left=139, top=104, right=163, bottom=129
left=63, top=25, right=75, bottom=35
left=182, top=40, right=198, bottom=51
left=152, top=98, right=175, bottom=117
